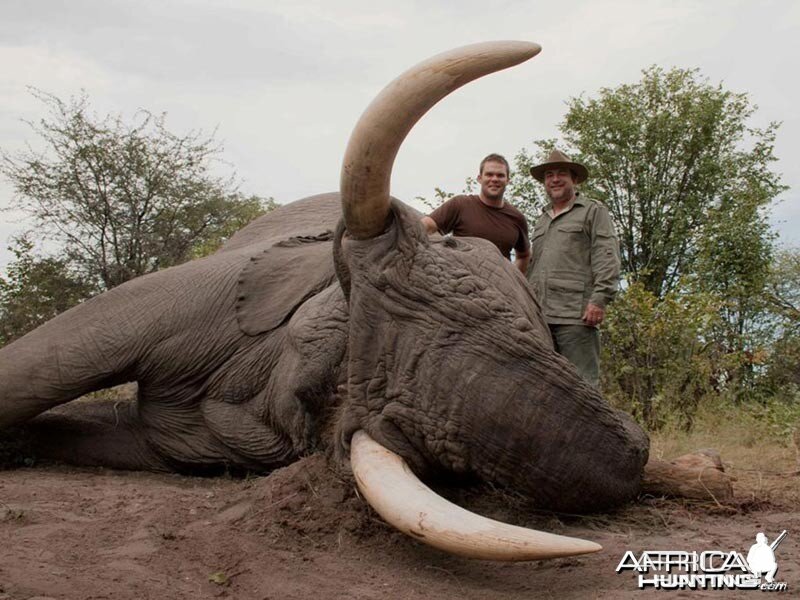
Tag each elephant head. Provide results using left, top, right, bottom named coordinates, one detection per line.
left=0, top=42, right=648, bottom=561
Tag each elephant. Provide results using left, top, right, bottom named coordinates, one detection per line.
left=0, top=41, right=651, bottom=560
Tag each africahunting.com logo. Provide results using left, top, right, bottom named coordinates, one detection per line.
left=616, top=530, right=789, bottom=591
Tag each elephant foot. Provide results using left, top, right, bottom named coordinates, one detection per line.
left=641, top=448, right=734, bottom=503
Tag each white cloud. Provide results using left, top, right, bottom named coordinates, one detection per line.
left=258, top=0, right=408, bottom=29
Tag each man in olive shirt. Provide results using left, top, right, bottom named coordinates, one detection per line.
left=421, top=154, right=531, bottom=275
left=527, top=150, right=620, bottom=387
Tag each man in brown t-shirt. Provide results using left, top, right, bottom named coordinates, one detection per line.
left=421, top=154, right=531, bottom=274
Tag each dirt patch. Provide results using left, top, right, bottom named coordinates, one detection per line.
left=1, top=455, right=798, bottom=599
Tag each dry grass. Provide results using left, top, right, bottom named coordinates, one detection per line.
left=649, top=401, right=800, bottom=509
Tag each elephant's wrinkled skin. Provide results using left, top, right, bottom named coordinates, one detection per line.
left=0, top=193, right=647, bottom=512
left=0, top=42, right=648, bottom=518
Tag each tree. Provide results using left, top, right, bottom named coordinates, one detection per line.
left=0, top=236, right=95, bottom=346
left=766, top=247, right=800, bottom=329
left=759, top=248, right=800, bottom=398
left=689, top=189, right=776, bottom=397
left=497, top=67, right=789, bottom=412
left=190, top=193, right=277, bottom=259
left=1, top=89, right=274, bottom=289
left=538, top=66, right=784, bottom=298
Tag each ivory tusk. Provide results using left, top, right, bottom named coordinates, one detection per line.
left=340, top=41, right=541, bottom=239
left=350, top=430, right=602, bottom=561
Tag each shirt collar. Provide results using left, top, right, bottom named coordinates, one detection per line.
left=546, top=192, right=584, bottom=218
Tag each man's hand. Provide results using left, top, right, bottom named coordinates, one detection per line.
left=582, top=303, right=605, bottom=327
left=421, top=216, right=439, bottom=234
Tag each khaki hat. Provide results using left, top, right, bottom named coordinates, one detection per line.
left=529, top=149, right=588, bottom=184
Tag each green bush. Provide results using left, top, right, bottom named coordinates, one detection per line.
left=601, top=282, right=725, bottom=430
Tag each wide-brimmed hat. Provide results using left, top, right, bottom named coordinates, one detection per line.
left=529, top=149, right=588, bottom=184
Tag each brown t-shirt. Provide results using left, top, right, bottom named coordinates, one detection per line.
left=429, top=195, right=530, bottom=259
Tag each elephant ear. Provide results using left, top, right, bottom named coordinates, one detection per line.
left=236, top=232, right=337, bottom=336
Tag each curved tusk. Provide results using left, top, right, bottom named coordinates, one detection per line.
left=350, top=430, right=602, bottom=561
left=340, top=40, right=541, bottom=239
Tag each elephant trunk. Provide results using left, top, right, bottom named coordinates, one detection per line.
left=339, top=41, right=541, bottom=239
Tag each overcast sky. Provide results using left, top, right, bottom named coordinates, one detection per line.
left=1, top=0, right=798, bottom=270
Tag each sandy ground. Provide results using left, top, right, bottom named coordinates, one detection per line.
left=1, top=453, right=797, bottom=600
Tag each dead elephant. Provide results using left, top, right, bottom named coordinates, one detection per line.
left=1, top=41, right=661, bottom=560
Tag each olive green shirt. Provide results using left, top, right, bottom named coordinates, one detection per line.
left=527, top=194, right=620, bottom=326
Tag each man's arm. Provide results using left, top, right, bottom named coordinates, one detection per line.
left=421, top=198, right=458, bottom=236
left=421, top=216, right=439, bottom=234
left=513, top=212, right=532, bottom=276
left=514, top=248, right=531, bottom=275
left=584, top=204, right=621, bottom=326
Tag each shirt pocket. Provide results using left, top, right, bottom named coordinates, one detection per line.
left=556, top=222, right=590, bottom=265
left=545, top=276, right=585, bottom=318
left=530, top=226, right=547, bottom=251
left=556, top=223, right=587, bottom=249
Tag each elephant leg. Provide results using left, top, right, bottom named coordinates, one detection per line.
left=0, top=264, right=234, bottom=430
left=200, top=396, right=299, bottom=469
left=0, top=281, right=161, bottom=428
left=5, top=396, right=169, bottom=471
